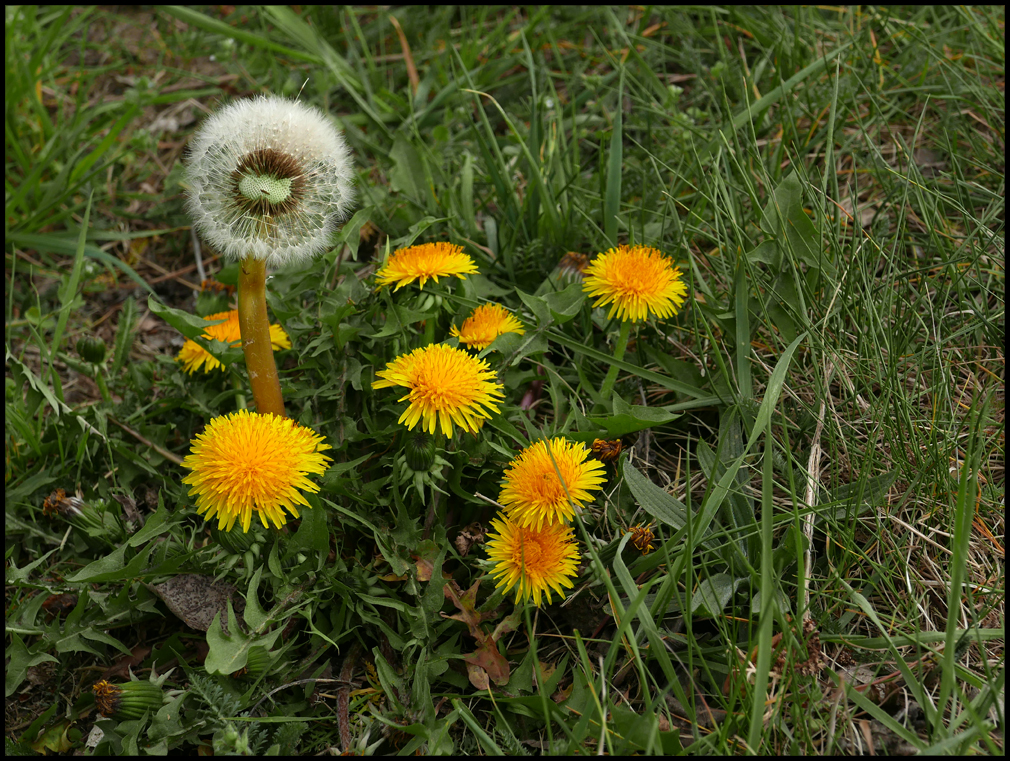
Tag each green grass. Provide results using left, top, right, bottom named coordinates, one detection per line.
left=5, top=5, right=1004, bottom=755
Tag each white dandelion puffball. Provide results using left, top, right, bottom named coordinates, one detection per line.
left=185, top=95, right=355, bottom=267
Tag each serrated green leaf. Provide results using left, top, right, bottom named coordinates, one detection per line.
left=823, top=470, right=898, bottom=508
left=5, top=632, right=58, bottom=697
left=64, top=544, right=129, bottom=583
left=487, top=328, right=549, bottom=367
left=204, top=603, right=252, bottom=675
left=332, top=207, right=372, bottom=262
left=760, top=171, right=827, bottom=272
left=146, top=297, right=224, bottom=338
left=147, top=298, right=245, bottom=368
left=6, top=352, right=73, bottom=419
left=71, top=544, right=160, bottom=584
left=204, top=600, right=282, bottom=676
left=242, top=567, right=269, bottom=630
left=289, top=492, right=330, bottom=554
left=5, top=549, right=58, bottom=584
left=80, top=627, right=132, bottom=655
left=743, top=240, right=781, bottom=268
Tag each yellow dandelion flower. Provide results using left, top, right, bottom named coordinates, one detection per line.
left=375, top=242, right=478, bottom=291
left=582, top=244, right=688, bottom=322
left=485, top=515, right=580, bottom=607
left=499, top=438, right=606, bottom=530
left=176, top=310, right=291, bottom=374
left=372, top=343, right=504, bottom=435
left=450, top=303, right=525, bottom=351
left=181, top=410, right=332, bottom=533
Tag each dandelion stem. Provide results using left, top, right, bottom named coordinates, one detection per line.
left=597, top=319, right=632, bottom=402
left=238, top=257, right=285, bottom=417
left=94, top=369, right=112, bottom=404
left=230, top=372, right=247, bottom=412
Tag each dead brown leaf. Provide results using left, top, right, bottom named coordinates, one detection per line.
left=147, top=574, right=245, bottom=634
left=453, top=522, right=485, bottom=557
left=443, top=581, right=518, bottom=689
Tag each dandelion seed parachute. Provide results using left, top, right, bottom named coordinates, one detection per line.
left=185, top=95, right=355, bottom=268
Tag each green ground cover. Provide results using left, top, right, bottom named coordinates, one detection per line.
left=5, top=5, right=1004, bottom=755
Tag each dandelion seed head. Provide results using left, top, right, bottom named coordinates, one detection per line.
left=186, top=95, right=355, bottom=268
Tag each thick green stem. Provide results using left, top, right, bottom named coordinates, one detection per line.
left=598, top=319, right=633, bottom=402
left=238, top=257, right=285, bottom=417
left=230, top=373, right=247, bottom=412
left=422, top=314, right=436, bottom=345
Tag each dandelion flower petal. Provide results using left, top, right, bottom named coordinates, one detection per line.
left=450, top=303, right=525, bottom=351
left=582, top=244, right=688, bottom=323
left=372, top=343, right=504, bottom=436
left=485, top=516, right=580, bottom=607
left=375, top=242, right=477, bottom=291
left=499, top=438, right=606, bottom=529
left=181, top=410, right=331, bottom=533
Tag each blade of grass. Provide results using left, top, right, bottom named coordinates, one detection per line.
left=935, top=397, right=985, bottom=737
left=263, top=7, right=391, bottom=142
left=840, top=581, right=937, bottom=726
left=47, top=191, right=93, bottom=397
left=462, top=87, right=562, bottom=236
left=695, top=40, right=853, bottom=164
left=747, top=418, right=777, bottom=752
left=159, top=5, right=321, bottom=63
left=547, top=328, right=720, bottom=401
left=452, top=698, right=504, bottom=755
left=8, top=232, right=157, bottom=296
left=734, top=258, right=752, bottom=399
left=603, top=68, right=625, bottom=246
left=67, top=104, right=138, bottom=185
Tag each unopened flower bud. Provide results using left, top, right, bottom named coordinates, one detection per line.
left=76, top=336, right=108, bottom=364
left=92, top=679, right=163, bottom=719
left=404, top=430, right=437, bottom=472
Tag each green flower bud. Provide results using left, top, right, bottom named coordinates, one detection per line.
left=92, top=679, right=163, bottom=719
left=404, top=430, right=437, bottom=472
left=76, top=336, right=108, bottom=364
left=43, top=491, right=125, bottom=545
left=212, top=524, right=257, bottom=555
left=243, top=647, right=274, bottom=675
